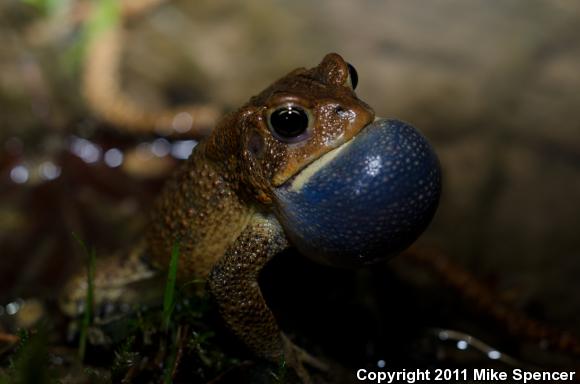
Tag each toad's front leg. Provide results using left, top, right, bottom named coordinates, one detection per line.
left=208, top=214, right=325, bottom=382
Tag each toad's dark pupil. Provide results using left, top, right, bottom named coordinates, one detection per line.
left=347, top=63, right=358, bottom=90
left=270, top=107, right=309, bottom=138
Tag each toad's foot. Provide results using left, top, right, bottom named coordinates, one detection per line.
left=282, top=333, right=329, bottom=384
left=59, top=241, right=161, bottom=322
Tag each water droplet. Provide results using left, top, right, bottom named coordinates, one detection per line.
left=456, top=340, right=468, bottom=350
left=6, top=301, right=21, bottom=315
left=40, top=161, right=61, bottom=180
left=10, top=165, right=29, bottom=184
left=104, top=148, right=124, bottom=167
left=171, top=140, right=197, bottom=160
left=152, top=138, right=171, bottom=157
left=172, top=112, right=193, bottom=133
left=70, top=137, right=101, bottom=163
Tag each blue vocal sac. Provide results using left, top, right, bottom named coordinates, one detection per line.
left=274, top=119, right=442, bottom=267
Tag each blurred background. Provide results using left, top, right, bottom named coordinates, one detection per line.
left=1, top=0, right=580, bottom=382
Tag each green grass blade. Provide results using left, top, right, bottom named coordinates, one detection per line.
left=163, top=242, right=180, bottom=332
left=72, top=233, right=96, bottom=361
left=162, top=336, right=178, bottom=384
left=21, top=0, right=66, bottom=15
left=11, top=328, right=50, bottom=384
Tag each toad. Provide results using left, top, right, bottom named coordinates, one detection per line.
left=63, top=53, right=441, bottom=381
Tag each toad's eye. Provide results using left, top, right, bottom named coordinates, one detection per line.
left=347, top=63, right=358, bottom=90
left=269, top=106, right=309, bottom=140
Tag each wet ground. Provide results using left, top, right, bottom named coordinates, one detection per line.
left=1, top=0, right=580, bottom=382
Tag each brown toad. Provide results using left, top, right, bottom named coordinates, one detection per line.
left=63, top=53, right=441, bottom=381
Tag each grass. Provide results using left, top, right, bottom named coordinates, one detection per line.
left=1, top=329, right=51, bottom=384
left=21, top=0, right=121, bottom=71
left=0, top=236, right=236, bottom=382
left=162, top=338, right=178, bottom=384
left=21, top=0, right=65, bottom=15
left=161, top=241, right=180, bottom=383
left=271, top=357, right=287, bottom=383
left=72, top=233, right=96, bottom=362
left=162, top=241, right=180, bottom=332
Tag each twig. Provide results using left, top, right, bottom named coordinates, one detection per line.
left=0, top=332, right=19, bottom=344
left=405, top=246, right=580, bottom=356
left=170, top=325, right=189, bottom=380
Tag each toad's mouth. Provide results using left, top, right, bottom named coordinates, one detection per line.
left=272, top=118, right=442, bottom=268
left=275, top=116, right=382, bottom=192
left=281, top=137, right=354, bottom=193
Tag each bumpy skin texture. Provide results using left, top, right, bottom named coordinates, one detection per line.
left=207, top=216, right=288, bottom=360
left=146, top=53, right=374, bottom=372
left=148, top=53, right=374, bottom=274
left=62, top=53, right=441, bottom=380
left=274, top=119, right=441, bottom=267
